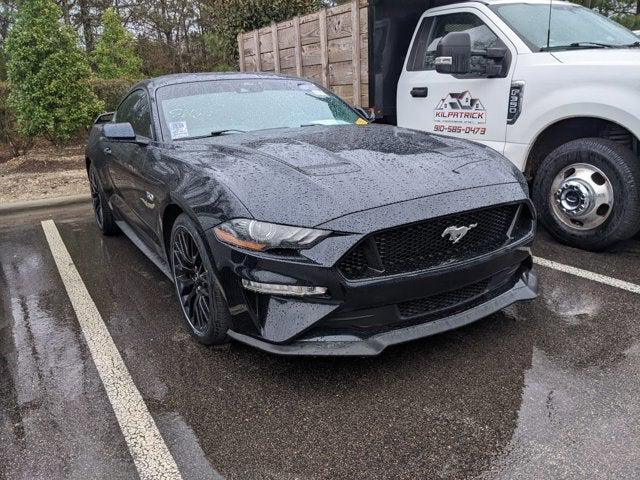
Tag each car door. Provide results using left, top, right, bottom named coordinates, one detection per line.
left=108, top=89, right=158, bottom=245
left=397, top=8, right=516, bottom=154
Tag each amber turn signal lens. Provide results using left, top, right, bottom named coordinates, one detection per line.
left=214, top=227, right=268, bottom=251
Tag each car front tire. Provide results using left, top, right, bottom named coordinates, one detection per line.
left=170, top=214, right=231, bottom=345
left=533, top=138, right=640, bottom=251
left=88, top=163, right=119, bottom=235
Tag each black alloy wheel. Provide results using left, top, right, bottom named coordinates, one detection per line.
left=170, top=214, right=231, bottom=345
left=172, top=226, right=212, bottom=335
left=89, top=167, right=104, bottom=229
left=88, top=163, right=119, bottom=235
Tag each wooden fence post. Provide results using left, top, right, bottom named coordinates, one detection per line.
left=272, top=23, right=281, bottom=73
left=319, top=9, right=329, bottom=88
left=238, top=33, right=245, bottom=72
left=254, top=30, right=261, bottom=71
left=351, top=0, right=362, bottom=107
left=293, top=16, right=303, bottom=77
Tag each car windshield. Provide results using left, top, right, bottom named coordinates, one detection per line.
left=156, top=78, right=361, bottom=141
left=490, top=3, right=640, bottom=51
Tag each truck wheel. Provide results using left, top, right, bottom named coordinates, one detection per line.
left=532, top=138, right=640, bottom=251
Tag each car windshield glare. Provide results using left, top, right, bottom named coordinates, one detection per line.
left=156, top=79, right=361, bottom=140
left=490, top=3, right=639, bottom=51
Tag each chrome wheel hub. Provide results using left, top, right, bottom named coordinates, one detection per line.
left=550, top=163, right=614, bottom=230
left=556, top=180, right=591, bottom=215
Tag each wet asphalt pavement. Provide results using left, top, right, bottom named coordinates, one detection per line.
left=2, top=204, right=640, bottom=480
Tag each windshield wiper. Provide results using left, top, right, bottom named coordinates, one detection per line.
left=210, top=129, right=246, bottom=137
left=625, top=41, right=640, bottom=48
left=540, top=41, right=617, bottom=51
left=174, top=129, right=246, bottom=141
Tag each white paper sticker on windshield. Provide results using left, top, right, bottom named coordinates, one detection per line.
left=169, top=121, right=189, bottom=139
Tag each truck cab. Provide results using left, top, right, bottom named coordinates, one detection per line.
left=398, top=0, right=640, bottom=250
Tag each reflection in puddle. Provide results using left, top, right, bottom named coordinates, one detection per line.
left=483, top=347, right=640, bottom=479
left=543, top=285, right=602, bottom=324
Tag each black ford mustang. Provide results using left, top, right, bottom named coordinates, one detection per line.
left=85, top=72, right=537, bottom=356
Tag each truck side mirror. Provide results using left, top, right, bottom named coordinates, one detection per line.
left=435, top=32, right=471, bottom=75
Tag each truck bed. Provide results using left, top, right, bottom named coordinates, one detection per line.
left=237, top=0, right=469, bottom=123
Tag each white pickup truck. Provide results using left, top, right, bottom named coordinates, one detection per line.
left=239, top=0, right=640, bottom=250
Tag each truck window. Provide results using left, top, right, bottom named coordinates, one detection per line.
left=407, top=12, right=500, bottom=71
left=490, top=3, right=639, bottom=51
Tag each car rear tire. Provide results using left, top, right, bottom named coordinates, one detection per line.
left=170, top=214, right=231, bottom=345
left=532, top=138, right=640, bottom=251
left=88, top=163, right=119, bottom=235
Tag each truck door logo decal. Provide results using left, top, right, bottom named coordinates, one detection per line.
left=433, top=91, right=487, bottom=135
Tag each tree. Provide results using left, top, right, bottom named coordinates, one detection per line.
left=5, top=0, right=103, bottom=144
left=200, top=0, right=325, bottom=67
left=93, top=8, right=142, bottom=79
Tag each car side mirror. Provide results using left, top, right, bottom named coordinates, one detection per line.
left=103, top=122, right=149, bottom=145
left=104, top=122, right=136, bottom=141
left=435, top=32, right=471, bottom=75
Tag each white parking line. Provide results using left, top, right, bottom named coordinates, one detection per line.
left=534, top=256, right=640, bottom=295
left=41, top=220, right=183, bottom=480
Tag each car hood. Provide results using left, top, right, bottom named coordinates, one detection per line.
left=551, top=48, right=640, bottom=65
left=168, top=125, right=524, bottom=228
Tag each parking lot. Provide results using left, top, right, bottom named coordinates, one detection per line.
left=2, top=203, right=640, bottom=480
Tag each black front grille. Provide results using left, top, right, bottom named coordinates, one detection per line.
left=397, top=271, right=519, bottom=320
left=398, top=279, right=491, bottom=319
left=338, top=203, right=528, bottom=280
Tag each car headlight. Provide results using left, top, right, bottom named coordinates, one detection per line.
left=213, top=219, right=330, bottom=251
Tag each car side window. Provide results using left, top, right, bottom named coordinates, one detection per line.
left=116, top=90, right=153, bottom=139
left=407, top=12, right=502, bottom=71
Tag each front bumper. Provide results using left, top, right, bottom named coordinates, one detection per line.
left=205, top=230, right=536, bottom=356
left=227, top=269, right=537, bottom=356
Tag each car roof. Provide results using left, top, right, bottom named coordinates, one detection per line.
left=133, top=72, right=303, bottom=92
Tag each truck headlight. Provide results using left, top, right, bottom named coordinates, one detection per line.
left=214, top=219, right=330, bottom=251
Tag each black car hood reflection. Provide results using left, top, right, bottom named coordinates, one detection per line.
left=166, top=124, right=522, bottom=228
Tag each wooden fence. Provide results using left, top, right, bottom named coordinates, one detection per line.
left=237, top=0, right=369, bottom=107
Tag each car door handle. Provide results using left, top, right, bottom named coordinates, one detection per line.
left=410, top=87, right=429, bottom=98
left=103, top=147, right=112, bottom=155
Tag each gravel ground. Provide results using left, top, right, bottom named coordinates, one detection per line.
left=0, top=145, right=88, bottom=203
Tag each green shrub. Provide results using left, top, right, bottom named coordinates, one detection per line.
left=0, top=81, right=33, bottom=156
left=90, top=78, right=136, bottom=112
left=93, top=8, right=143, bottom=80
left=0, top=50, right=7, bottom=81
left=0, top=78, right=135, bottom=151
left=5, top=0, right=104, bottom=145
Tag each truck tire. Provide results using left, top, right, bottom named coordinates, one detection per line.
left=532, top=138, right=640, bottom=251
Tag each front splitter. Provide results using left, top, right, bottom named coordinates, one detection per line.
left=227, top=270, right=538, bottom=357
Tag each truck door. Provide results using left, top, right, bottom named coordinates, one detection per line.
left=397, top=8, right=516, bottom=154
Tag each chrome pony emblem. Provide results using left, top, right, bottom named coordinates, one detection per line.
left=442, top=223, right=478, bottom=244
